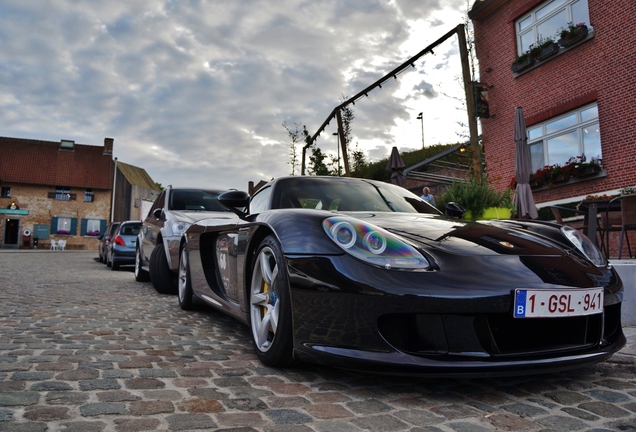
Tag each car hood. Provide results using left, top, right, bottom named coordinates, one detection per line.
left=343, top=212, right=570, bottom=258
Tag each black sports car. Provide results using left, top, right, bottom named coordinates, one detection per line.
left=177, top=176, right=625, bottom=376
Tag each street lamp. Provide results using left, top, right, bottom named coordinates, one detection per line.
left=416, top=112, right=424, bottom=148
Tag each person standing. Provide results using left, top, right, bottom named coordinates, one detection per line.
left=420, top=187, right=436, bottom=207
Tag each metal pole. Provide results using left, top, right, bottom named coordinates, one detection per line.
left=110, top=157, right=118, bottom=222
left=417, top=112, right=424, bottom=148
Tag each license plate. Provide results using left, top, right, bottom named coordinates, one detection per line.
left=514, top=288, right=603, bottom=318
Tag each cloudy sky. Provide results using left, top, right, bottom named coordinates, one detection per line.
left=1, top=0, right=471, bottom=191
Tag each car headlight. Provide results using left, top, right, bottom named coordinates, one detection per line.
left=561, top=226, right=606, bottom=267
left=171, top=221, right=192, bottom=236
left=323, top=216, right=429, bottom=270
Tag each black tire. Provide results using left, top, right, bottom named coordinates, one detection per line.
left=98, top=250, right=104, bottom=263
left=135, top=245, right=150, bottom=282
left=111, top=258, right=120, bottom=271
left=106, top=252, right=112, bottom=268
left=249, top=235, right=294, bottom=367
left=150, top=242, right=177, bottom=294
left=177, top=245, right=194, bottom=310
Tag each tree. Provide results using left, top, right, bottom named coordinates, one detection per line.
left=282, top=121, right=307, bottom=175
left=350, top=142, right=366, bottom=174
left=308, top=144, right=330, bottom=176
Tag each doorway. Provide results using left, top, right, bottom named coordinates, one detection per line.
left=2, top=218, right=20, bottom=249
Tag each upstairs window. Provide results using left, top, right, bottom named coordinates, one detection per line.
left=1, top=187, right=10, bottom=198
left=55, top=186, right=71, bottom=201
left=84, top=189, right=94, bottom=202
left=516, top=0, right=590, bottom=54
left=528, top=103, right=601, bottom=172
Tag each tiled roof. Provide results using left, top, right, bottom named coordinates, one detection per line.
left=117, top=161, right=161, bottom=191
left=0, top=136, right=114, bottom=189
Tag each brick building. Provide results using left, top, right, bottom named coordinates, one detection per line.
left=0, top=137, right=159, bottom=250
left=469, top=0, right=636, bottom=205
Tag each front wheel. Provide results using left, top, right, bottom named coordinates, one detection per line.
left=135, top=245, right=150, bottom=282
left=249, top=235, right=294, bottom=367
left=178, top=245, right=194, bottom=310
left=150, top=242, right=177, bottom=294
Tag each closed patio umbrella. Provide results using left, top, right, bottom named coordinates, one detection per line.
left=514, top=107, right=538, bottom=219
left=386, top=146, right=406, bottom=187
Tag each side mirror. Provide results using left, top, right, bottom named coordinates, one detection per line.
left=445, top=202, right=466, bottom=218
left=219, top=190, right=250, bottom=219
left=152, top=208, right=163, bottom=220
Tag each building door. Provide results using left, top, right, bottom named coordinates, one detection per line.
left=2, top=218, right=20, bottom=248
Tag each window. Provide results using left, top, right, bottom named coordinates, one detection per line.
left=516, top=0, right=590, bottom=54
left=51, top=216, right=77, bottom=235
left=249, top=186, right=272, bottom=214
left=1, top=187, right=10, bottom=198
left=55, top=186, right=71, bottom=201
left=81, top=218, right=105, bottom=236
left=528, top=103, right=601, bottom=172
left=56, top=217, right=72, bottom=235
left=84, top=189, right=94, bottom=202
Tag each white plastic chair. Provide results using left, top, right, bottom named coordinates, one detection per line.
left=50, top=240, right=58, bottom=250
left=58, top=240, right=66, bottom=251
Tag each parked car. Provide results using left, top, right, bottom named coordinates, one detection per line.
left=97, top=222, right=120, bottom=264
left=176, top=176, right=625, bottom=376
left=136, top=186, right=234, bottom=294
left=106, top=221, right=142, bottom=271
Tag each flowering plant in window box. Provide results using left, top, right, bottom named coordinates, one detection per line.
left=558, top=22, right=589, bottom=47
left=530, top=156, right=603, bottom=188
left=511, top=52, right=534, bottom=73
left=56, top=230, right=71, bottom=235
left=531, top=37, right=559, bottom=61
left=87, top=230, right=100, bottom=236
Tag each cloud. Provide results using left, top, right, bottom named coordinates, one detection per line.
left=0, top=0, right=470, bottom=191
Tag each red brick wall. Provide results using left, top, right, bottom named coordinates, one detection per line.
left=473, top=0, right=636, bottom=204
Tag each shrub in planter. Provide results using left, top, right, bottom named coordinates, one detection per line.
left=437, top=179, right=513, bottom=221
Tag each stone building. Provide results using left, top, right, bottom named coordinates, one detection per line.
left=0, top=137, right=159, bottom=250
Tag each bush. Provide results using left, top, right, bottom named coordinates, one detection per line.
left=438, top=179, right=513, bottom=221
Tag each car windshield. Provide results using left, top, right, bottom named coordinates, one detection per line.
left=169, top=189, right=229, bottom=212
left=271, top=177, right=440, bottom=214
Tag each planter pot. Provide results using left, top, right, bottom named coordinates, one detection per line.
left=582, top=166, right=602, bottom=176
left=463, top=207, right=513, bottom=221
left=511, top=56, right=534, bottom=73
left=558, top=25, right=589, bottom=47
left=535, top=42, right=559, bottom=61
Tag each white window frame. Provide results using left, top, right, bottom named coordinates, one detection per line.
left=528, top=103, right=601, bottom=172
left=86, top=219, right=101, bottom=236
left=515, top=0, right=590, bottom=55
left=57, top=217, right=72, bottom=235
left=84, top=188, right=94, bottom=202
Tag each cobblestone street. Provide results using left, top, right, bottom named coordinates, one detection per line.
left=1, top=250, right=635, bottom=432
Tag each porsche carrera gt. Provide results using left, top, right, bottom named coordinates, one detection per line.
left=176, top=176, right=625, bottom=376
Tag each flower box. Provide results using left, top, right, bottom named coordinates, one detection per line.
left=535, top=42, right=559, bottom=61
left=464, top=207, right=512, bottom=221
left=511, top=56, right=534, bottom=73
left=558, top=24, right=589, bottom=47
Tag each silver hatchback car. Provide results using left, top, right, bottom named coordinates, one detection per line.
left=135, top=187, right=234, bottom=294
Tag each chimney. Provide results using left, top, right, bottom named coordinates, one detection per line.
left=104, top=137, right=114, bottom=155
left=60, top=139, right=74, bottom=150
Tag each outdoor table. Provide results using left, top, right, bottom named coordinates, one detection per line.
left=577, top=199, right=621, bottom=248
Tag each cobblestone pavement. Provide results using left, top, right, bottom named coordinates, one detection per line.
left=1, top=250, right=635, bottom=432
